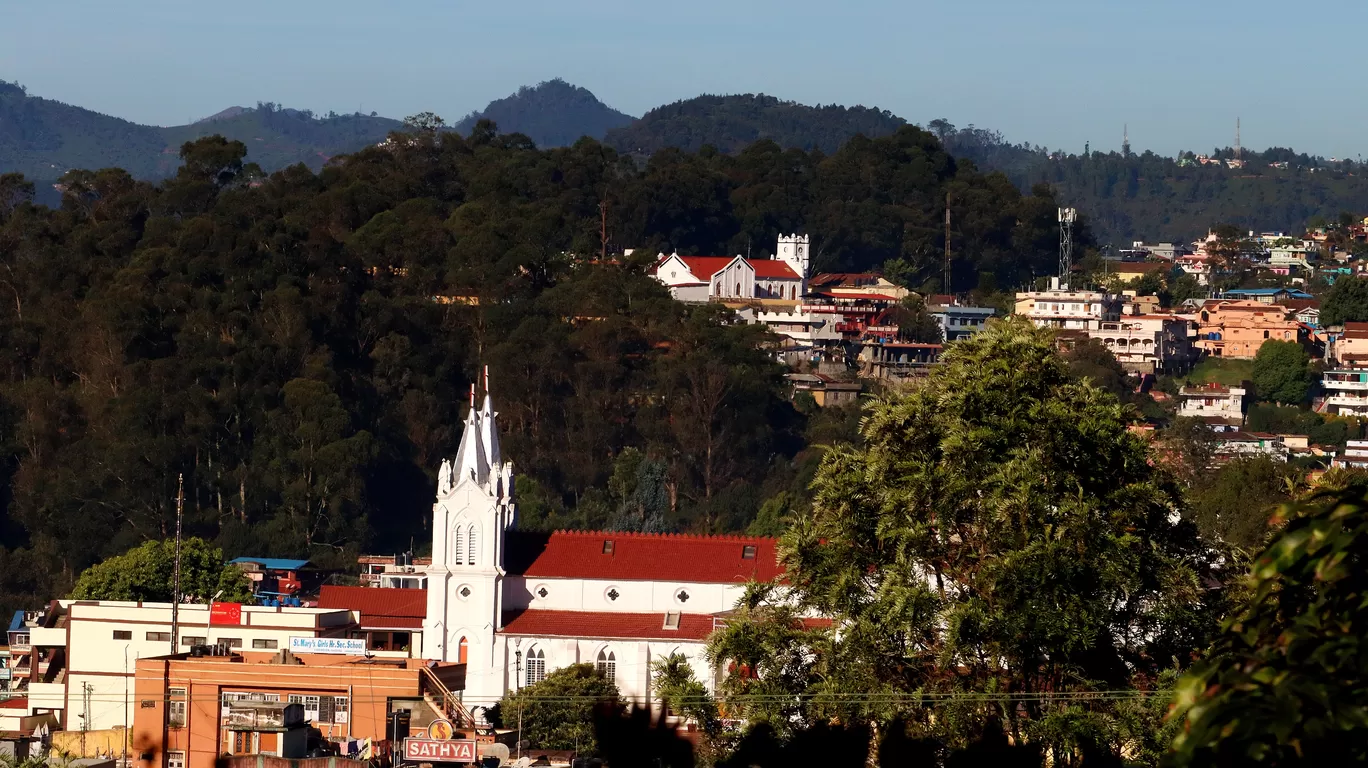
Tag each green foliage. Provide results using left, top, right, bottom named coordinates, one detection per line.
left=888, top=295, right=943, bottom=344
left=1169, top=487, right=1368, bottom=764
left=1321, top=274, right=1368, bottom=326
left=1185, top=357, right=1254, bottom=387
left=711, top=319, right=1221, bottom=754
left=70, top=537, right=250, bottom=602
left=454, top=80, right=634, bottom=148
left=1251, top=339, right=1311, bottom=405
left=1187, top=457, right=1294, bottom=551
left=605, top=94, right=905, bottom=156
left=1246, top=403, right=1352, bottom=449
left=652, top=653, right=720, bottom=735
left=497, top=664, right=622, bottom=752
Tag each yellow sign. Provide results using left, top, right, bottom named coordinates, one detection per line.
left=427, top=719, right=454, bottom=740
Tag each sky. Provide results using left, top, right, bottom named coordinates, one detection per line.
left=2, top=0, right=1363, bottom=159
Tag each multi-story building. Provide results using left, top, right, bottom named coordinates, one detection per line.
left=1014, top=280, right=1123, bottom=330
left=734, top=305, right=844, bottom=364
left=1330, top=322, right=1368, bottom=363
left=1334, top=440, right=1368, bottom=469
left=358, top=554, right=431, bottom=589
left=806, top=273, right=907, bottom=301
left=1321, top=365, right=1368, bottom=417
left=1088, top=316, right=1196, bottom=374
left=1194, top=300, right=1307, bottom=359
left=1177, top=383, right=1247, bottom=429
left=14, top=601, right=367, bottom=733
left=1215, top=433, right=1290, bottom=462
left=928, top=302, right=995, bottom=342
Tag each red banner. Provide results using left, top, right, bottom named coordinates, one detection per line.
left=403, top=739, right=476, bottom=762
left=210, top=602, right=242, bottom=626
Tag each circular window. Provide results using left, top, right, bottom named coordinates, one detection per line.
left=604, top=586, right=621, bottom=603
left=534, top=584, right=550, bottom=600
left=674, top=588, right=691, bottom=605
left=457, top=584, right=473, bottom=601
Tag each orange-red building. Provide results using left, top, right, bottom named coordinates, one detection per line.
left=1194, top=299, right=1307, bottom=358
left=131, top=653, right=468, bottom=768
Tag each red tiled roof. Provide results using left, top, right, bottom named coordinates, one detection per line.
left=815, top=292, right=900, bottom=301
left=500, top=610, right=718, bottom=641
left=673, top=256, right=800, bottom=280
left=317, top=586, right=427, bottom=626
left=505, top=531, right=781, bottom=583
left=0, top=697, right=26, bottom=710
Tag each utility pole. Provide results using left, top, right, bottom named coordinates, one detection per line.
left=598, top=200, right=608, bottom=262
left=170, top=474, right=184, bottom=654
left=944, top=194, right=952, bottom=294
left=81, top=682, right=92, bottom=756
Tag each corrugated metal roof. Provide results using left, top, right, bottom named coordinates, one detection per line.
left=229, top=557, right=311, bottom=571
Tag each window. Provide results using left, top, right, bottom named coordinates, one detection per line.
left=252, top=639, right=277, bottom=650
left=453, top=526, right=465, bottom=565
left=221, top=638, right=242, bottom=648
left=602, top=540, right=614, bottom=555
left=113, top=630, right=132, bottom=640
left=147, top=632, right=170, bottom=642
left=167, top=751, right=185, bottom=768
left=393, top=632, right=411, bottom=651
left=526, top=649, right=545, bottom=686
left=457, top=637, right=468, bottom=665
left=332, top=696, right=349, bottom=724
left=1264, top=330, right=1270, bottom=339
left=742, top=545, right=756, bottom=560
left=467, top=524, right=477, bottom=564
left=596, top=649, right=616, bottom=681
left=168, top=688, right=187, bottom=727
left=182, top=636, right=206, bottom=646
left=663, top=612, right=682, bottom=630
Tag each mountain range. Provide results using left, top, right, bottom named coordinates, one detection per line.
left=5, top=76, right=1368, bottom=243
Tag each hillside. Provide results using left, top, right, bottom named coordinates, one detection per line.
left=0, top=81, right=401, bottom=182
left=603, top=93, right=907, bottom=155
left=931, top=121, right=1368, bottom=244
left=453, top=79, right=634, bottom=147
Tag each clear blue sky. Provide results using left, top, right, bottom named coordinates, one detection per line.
left=2, top=0, right=1361, bottom=159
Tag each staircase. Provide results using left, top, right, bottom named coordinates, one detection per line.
left=419, top=666, right=481, bottom=733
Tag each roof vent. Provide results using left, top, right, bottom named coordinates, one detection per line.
left=602, top=540, right=615, bottom=555
left=663, top=612, right=681, bottom=630
left=742, top=545, right=757, bottom=560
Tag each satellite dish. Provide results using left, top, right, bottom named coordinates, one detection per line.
left=481, top=743, right=510, bottom=766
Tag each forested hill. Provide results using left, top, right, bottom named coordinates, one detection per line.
left=0, top=124, right=1068, bottom=613
left=0, top=80, right=400, bottom=184
left=933, top=121, right=1368, bottom=243
left=453, top=79, right=635, bottom=148
left=603, top=94, right=907, bottom=155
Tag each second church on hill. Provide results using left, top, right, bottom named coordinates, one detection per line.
left=422, top=380, right=781, bottom=712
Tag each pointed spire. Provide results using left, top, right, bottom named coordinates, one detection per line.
left=451, top=396, right=488, bottom=487
left=480, top=366, right=502, bottom=471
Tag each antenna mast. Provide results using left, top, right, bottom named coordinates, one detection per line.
left=1122, top=124, right=1130, bottom=158
left=1235, top=118, right=1242, bottom=166
left=170, top=474, right=184, bottom=654
left=1058, top=208, right=1077, bottom=289
left=943, top=194, right=952, bottom=294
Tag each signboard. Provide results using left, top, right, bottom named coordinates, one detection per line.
left=427, top=719, right=454, bottom=740
left=210, top=602, right=243, bottom=626
left=403, top=739, right=476, bottom=763
left=289, top=636, right=366, bottom=655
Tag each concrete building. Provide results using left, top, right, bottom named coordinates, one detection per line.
left=1177, top=383, right=1247, bottom=429
left=1214, top=433, right=1290, bottom=462
left=785, top=373, right=862, bottom=407
left=1321, top=366, right=1368, bottom=417
left=1194, top=300, right=1306, bottom=359
left=1088, top=316, right=1196, bottom=374
left=357, top=554, right=431, bottom=589
left=16, top=601, right=365, bottom=734
left=1334, top=440, right=1368, bottom=469
left=928, top=302, right=995, bottom=342
left=1014, top=281, right=1123, bottom=330
left=806, top=273, right=907, bottom=301
left=1330, top=322, right=1368, bottom=364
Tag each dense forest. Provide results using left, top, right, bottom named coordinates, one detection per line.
left=933, top=120, right=1368, bottom=243
left=453, top=79, right=635, bottom=149
left=604, top=94, right=907, bottom=156
left=0, top=120, right=1069, bottom=613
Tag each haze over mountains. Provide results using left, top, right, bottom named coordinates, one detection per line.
left=5, top=75, right=1368, bottom=243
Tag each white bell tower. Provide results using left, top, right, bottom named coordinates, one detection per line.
left=424, top=369, right=516, bottom=705
left=776, top=234, right=810, bottom=290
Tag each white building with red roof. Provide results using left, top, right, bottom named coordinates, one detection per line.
left=652, top=235, right=809, bottom=302
left=418, top=377, right=783, bottom=716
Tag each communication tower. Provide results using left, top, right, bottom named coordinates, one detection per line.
left=1058, top=207, right=1076, bottom=288
left=1122, top=124, right=1130, bottom=158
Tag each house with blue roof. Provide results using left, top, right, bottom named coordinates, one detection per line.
left=1220, top=287, right=1314, bottom=304
left=227, top=557, right=317, bottom=601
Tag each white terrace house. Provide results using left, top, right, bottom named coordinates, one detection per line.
left=1014, top=280, right=1123, bottom=331
left=1321, top=366, right=1368, bottom=417
left=1087, top=316, right=1195, bottom=374
left=1177, top=383, right=1247, bottom=428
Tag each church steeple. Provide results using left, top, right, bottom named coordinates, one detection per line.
left=479, top=366, right=502, bottom=471
left=449, top=384, right=489, bottom=489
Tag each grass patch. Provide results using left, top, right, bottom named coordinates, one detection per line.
left=1185, top=358, right=1255, bottom=386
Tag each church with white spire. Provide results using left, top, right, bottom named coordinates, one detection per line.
left=420, top=369, right=784, bottom=713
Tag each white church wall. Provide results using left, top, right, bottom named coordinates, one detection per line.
left=500, top=636, right=713, bottom=705
left=502, top=576, right=746, bottom=614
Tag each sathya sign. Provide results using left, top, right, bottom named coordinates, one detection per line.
left=403, top=738, right=477, bottom=762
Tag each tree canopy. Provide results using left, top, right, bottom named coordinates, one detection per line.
left=70, top=537, right=250, bottom=603
left=709, top=319, right=1222, bottom=758
left=496, top=663, right=622, bottom=752
left=1252, top=339, right=1311, bottom=405
left=1321, top=274, right=1368, bottom=326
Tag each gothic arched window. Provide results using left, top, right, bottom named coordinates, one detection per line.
left=596, top=649, right=616, bottom=682
left=526, top=648, right=546, bottom=686
left=452, top=526, right=465, bottom=565
left=458, top=637, right=468, bottom=665
left=467, top=524, right=478, bottom=565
